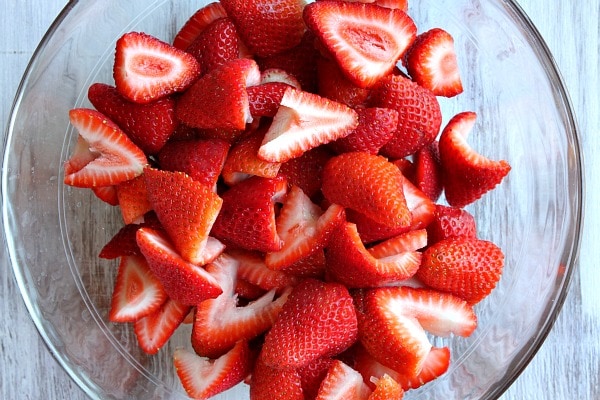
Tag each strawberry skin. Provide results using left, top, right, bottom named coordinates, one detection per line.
left=412, top=141, right=443, bottom=202
left=247, top=82, right=292, bottom=118
left=115, top=175, right=151, bottom=225
left=316, top=57, right=371, bottom=108
left=172, top=2, right=228, bottom=50
left=426, top=204, right=477, bottom=245
left=330, top=107, right=398, bottom=155
left=186, top=17, right=241, bottom=75
left=418, top=237, right=505, bottom=304
left=278, top=145, right=333, bottom=201
left=134, top=298, right=191, bottom=355
left=250, top=356, right=304, bottom=400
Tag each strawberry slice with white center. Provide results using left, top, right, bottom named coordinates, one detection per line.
left=303, top=1, right=417, bottom=88
left=174, top=340, right=253, bottom=400
left=316, top=360, right=372, bottom=400
left=134, top=298, right=191, bottom=355
left=64, top=109, right=147, bottom=188
left=230, top=249, right=299, bottom=293
left=108, top=255, right=168, bottom=323
left=258, top=87, right=359, bottom=163
left=113, top=32, right=201, bottom=104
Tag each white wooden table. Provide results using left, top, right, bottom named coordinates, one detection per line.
left=1, top=1, right=598, bottom=399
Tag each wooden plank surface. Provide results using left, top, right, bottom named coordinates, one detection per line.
left=1, top=1, right=598, bottom=398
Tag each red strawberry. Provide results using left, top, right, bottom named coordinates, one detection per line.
left=279, top=248, right=328, bottom=279
left=265, top=185, right=345, bottom=270
left=329, top=107, right=398, bottom=155
left=258, top=87, right=359, bottom=163
left=303, top=1, right=417, bottom=88
left=116, top=175, right=151, bottom=225
left=394, top=346, right=451, bottom=391
left=87, top=83, right=177, bottom=155
left=370, top=74, right=442, bottom=158
left=192, top=254, right=292, bottom=358
left=418, top=237, right=505, bottom=304
left=98, top=212, right=162, bottom=259
left=404, top=28, right=463, bottom=98
left=113, top=32, right=200, bottom=104
left=438, top=111, right=511, bottom=207
left=176, top=58, right=260, bottom=130
left=108, top=255, right=168, bottom=323
left=247, top=82, right=291, bottom=118
left=298, top=357, right=336, bottom=400
left=172, top=2, right=228, bottom=50
left=368, top=374, right=405, bottom=400
left=211, top=175, right=287, bottom=252
left=261, top=279, right=358, bottom=370
left=136, top=227, right=224, bottom=305
left=426, top=204, right=477, bottom=245
left=374, top=0, right=408, bottom=11
left=346, top=208, right=409, bottom=245
left=249, top=356, right=304, bottom=400
left=91, top=185, right=119, bottom=206
left=185, top=17, right=241, bottom=75
left=174, top=340, right=254, bottom=399
left=412, top=141, right=443, bottom=202
left=143, top=167, right=223, bottom=264
left=316, top=57, right=370, bottom=108
left=260, top=68, right=302, bottom=88
left=231, top=249, right=299, bottom=293
left=402, top=176, right=436, bottom=231
left=315, top=360, right=372, bottom=399
left=134, top=298, right=191, bottom=354
left=64, top=109, right=147, bottom=188
left=157, top=138, right=230, bottom=190
left=220, top=0, right=306, bottom=57
left=367, top=229, right=428, bottom=259
left=278, top=145, right=333, bottom=200
left=321, top=152, right=411, bottom=229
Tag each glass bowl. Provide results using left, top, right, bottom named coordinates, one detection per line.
left=2, top=0, right=583, bottom=399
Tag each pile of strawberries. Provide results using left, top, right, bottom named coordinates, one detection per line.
left=63, top=0, right=511, bottom=398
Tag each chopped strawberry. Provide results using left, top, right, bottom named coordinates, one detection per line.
left=374, top=0, right=408, bottom=11
left=192, top=254, right=292, bottom=358
left=87, top=83, right=177, bottom=155
left=211, top=175, right=287, bottom=252
left=134, top=298, right=191, bottom=354
left=113, top=32, right=200, bottom=104
left=265, top=185, right=345, bottom=270
left=279, top=248, right=328, bottom=279
left=143, top=167, right=223, bottom=264
left=394, top=346, right=451, bottom=390
left=315, top=360, right=372, bottom=399
left=346, top=209, right=409, bottom=244
left=321, top=152, right=411, bottom=229
left=220, top=0, right=306, bottom=57
left=175, top=58, right=260, bottom=131
left=418, top=236, right=505, bottom=304
left=316, top=58, right=370, bottom=108
left=247, top=82, right=291, bottom=118
left=64, top=109, right=147, bottom=188
left=278, top=145, right=333, bottom=200
left=235, top=278, right=267, bottom=301
left=368, top=374, right=405, bottom=400
left=402, top=173, right=436, bottom=230
left=98, top=212, right=162, bottom=259
left=174, top=340, right=254, bottom=399
left=249, top=356, right=304, bottom=400
left=157, top=138, right=230, bottom=190
left=116, top=175, right=151, bottom=225
left=426, top=204, right=477, bottom=245
left=91, top=185, right=119, bottom=206
left=405, top=28, right=463, bottom=98
left=329, top=107, right=399, bottom=155
left=108, top=255, right=168, bottom=323
left=304, top=1, right=417, bottom=88
left=260, top=68, right=302, bottom=89
left=185, top=17, right=242, bottom=75
left=438, top=111, right=511, bottom=207
left=367, top=229, right=428, bottom=259
left=412, top=141, right=443, bottom=202
left=230, top=249, right=300, bottom=293
left=172, top=2, right=228, bottom=50
left=298, top=357, right=336, bottom=400
left=258, top=87, right=359, bottom=163
left=261, top=279, right=358, bottom=370
left=370, top=74, right=442, bottom=158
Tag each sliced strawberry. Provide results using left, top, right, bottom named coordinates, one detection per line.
left=91, top=185, right=119, bottom=206
left=402, top=176, right=436, bottom=231
left=212, top=175, right=287, bottom=252
left=136, top=227, right=224, bottom=305
left=346, top=209, right=409, bottom=244
left=113, top=32, right=200, bottom=104
left=172, top=2, right=228, bottom=50
left=426, top=204, right=477, bottom=245
left=87, top=83, right=177, bottom=154
left=108, top=255, right=168, bottom=323
left=279, top=248, right=328, bottom=279
left=134, top=298, right=191, bottom=354
left=316, top=360, right=372, bottom=399
left=370, top=74, right=442, bottom=158
left=261, top=279, right=358, bottom=370
left=192, top=254, right=292, bottom=358
left=418, top=236, right=505, bottom=304
left=394, top=346, right=451, bottom=391
left=249, top=356, right=304, bottom=400
left=143, top=167, right=223, bottom=264
left=412, top=141, right=443, bottom=202
left=98, top=212, right=161, bottom=259
left=316, top=57, right=370, bottom=108
left=367, top=229, right=428, bottom=259
left=374, top=0, right=408, bottom=11
left=220, top=0, right=306, bottom=57
left=64, top=109, right=147, bottom=188
left=157, top=138, right=230, bottom=190
left=260, top=68, right=302, bottom=89
left=438, top=111, right=511, bottom=207
left=175, top=58, right=260, bottom=131
left=304, top=2, right=417, bottom=88
left=368, top=374, right=405, bottom=400
left=405, top=28, right=463, bottom=98
left=247, top=82, right=292, bottom=118
left=278, top=145, right=333, bottom=200
left=298, top=357, right=336, bottom=400
left=185, top=17, right=241, bottom=75
left=265, top=185, right=345, bottom=270
left=116, top=175, right=151, bottom=225
left=174, top=340, right=253, bottom=399
left=230, top=249, right=299, bottom=293
left=329, top=107, right=398, bottom=155
left=321, top=152, right=411, bottom=229
left=258, top=87, right=359, bottom=163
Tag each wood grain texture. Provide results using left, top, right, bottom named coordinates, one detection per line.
left=1, top=1, right=598, bottom=399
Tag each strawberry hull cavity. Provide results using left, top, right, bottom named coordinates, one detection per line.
left=63, top=1, right=511, bottom=398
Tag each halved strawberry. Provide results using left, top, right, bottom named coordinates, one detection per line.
left=116, top=175, right=151, bottom=225
left=316, top=57, right=370, bottom=108
left=278, top=145, right=333, bottom=200
left=412, top=141, right=443, bottom=202
left=91, top=185, right=119, bottom=206
left=172, top=2, right=228, bottom=50
left=108, top=255, right=168, bottom=323
left=438, top=111, right=511, bottom=207
left=329, top=107, right=398, bottom=155
left=247, top=82, right=292, bottom=118
left=192, top=254, right=292, bottom=358
left=134, top=298, right=191, bottom=354
left=87, top=83, right=177, bottom=155
left=185, top=17, right=242, bottom=75
left=304, top=1, right=417, bottom=88
left=418, top=236, right=505, bottom=304
left=113, top=32, right=200, bottom=104
left=261, top=279, right=358, bottom=370
left=64, top=108, right=147, bottom=188
left=230, top=249, right=299, bottom=293
left=404, top=28, right=463, bottom=98
left=258, top=87, right=359, bottom=163
left=249, top=355, right=304, bottom=400
left=265, top=185, right=345, bottom=270
left=174, top=340, right=253, bottom=399
left=426, top=204, right=477, bottom=245
left=315, top=360, right=372, bottom=399
left=368, top=374, right=405, bottom=400
left=143, top=167, right=223, bottom=264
